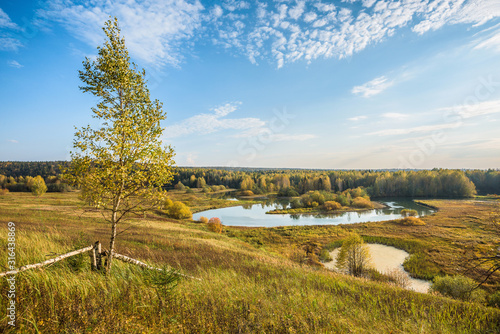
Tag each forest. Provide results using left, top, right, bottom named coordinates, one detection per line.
left=0, top=161, right=499, bottom=198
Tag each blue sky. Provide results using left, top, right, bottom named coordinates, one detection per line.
left=1, top=0, right=500, bottom=169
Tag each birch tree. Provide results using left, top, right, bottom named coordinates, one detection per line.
left=65, top=18, right=175, bottom=273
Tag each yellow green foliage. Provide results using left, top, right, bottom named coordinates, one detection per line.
left=168, top=201, right=192, bottom=219
left=336, top=233, right=372, bottom=277
left=351, top=197, right=374, bottom=209
left=397, top=217, right=426, bottom=226
left=324, top=201, right=342, bottom=211
left=30, top=175, right=48, bottom=196
left=240, top=190, right=254, bottom=196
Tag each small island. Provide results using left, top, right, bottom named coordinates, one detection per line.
left=266, top=188, right=386, bottom=215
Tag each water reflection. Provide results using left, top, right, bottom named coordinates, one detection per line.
left=192, top=199, right=435, bottom=227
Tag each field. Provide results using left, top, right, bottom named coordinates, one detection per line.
left=0, top=192, right=499, bottom=333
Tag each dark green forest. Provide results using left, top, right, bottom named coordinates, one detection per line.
left=0, top=161, right=499, bottom=197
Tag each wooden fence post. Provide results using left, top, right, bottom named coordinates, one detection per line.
left=96, top=241, right=102, bottom=271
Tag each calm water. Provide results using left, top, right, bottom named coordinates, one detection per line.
left=193, top=199, right=435, bottom=227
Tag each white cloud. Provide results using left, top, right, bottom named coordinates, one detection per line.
left=0, top=9, right=23, bottom=51
left=38, top=0, right=204, bottom=68
left=348, top=115, right=367, bottom=121
left=352, top=76, right=394, bottom=98
left=35, top=0, right=500, bottom=70
left=439, top=99, right=500, bottom=119
left=163, top=102, right=265, bottom=138
left=7, top=60, right=23, bottom=68
left=7, top=139, right=18, bottom=143
left=0, top=8, right=19, bottom=29
left=368, top=123, right=460, bottom=136
left=369, top=99, right=500, bottom=136
left=289, top=1, right=305, bottom=20
left=0, top=37, right=23, bottom=51
left=381, top=112, right=408, bottom=120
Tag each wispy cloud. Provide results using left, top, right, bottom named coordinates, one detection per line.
left=352, top=76, right=394, bottom=98
left=37, top=0, right=204, bottom=68
left=367, top=123, right=459, bottom=136
left=369, top=99, right=500, bottom=136
left=34, top=0, right=500, bottom=69
left=7, top=60, right=23, bottom=68
left=7, top=139, right=18, bottom=143
left=0, top=8, right=23, bottom=51
left=163, top=102, right=265, bottom=138
left=439, top=99, right=500, bottom=119
left=381, top=112, right=408, bottom=120
left=348, top=115, right=367, bottom=121
left=0, top=8, right=19, bottom=29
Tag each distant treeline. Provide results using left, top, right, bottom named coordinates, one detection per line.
left=173, top=168, right=486, bottom=198
left=0, top=161, right=499, bottom=197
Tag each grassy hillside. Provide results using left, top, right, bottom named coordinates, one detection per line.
left=0, top=192, right=499, bottom=333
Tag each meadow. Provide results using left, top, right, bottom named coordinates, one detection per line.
left=0, top=191, right=499, bottom=333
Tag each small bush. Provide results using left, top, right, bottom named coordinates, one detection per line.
left=324, top=201, right=341, bottom=211
left=385, top=268, right=411, bottom=289
left=397, top=217, right=426, bottom=226
left=199, top=216, right=209, bottom=224
left=431, top=275, right=486, bottom=303
left=168, top=201, right=192, bottom=219
left=163, top=198, right=174, bottom=210
left=0, top=188, right=9, bottom=196
left=240, top=190, right=254, bottom=196
left=318, top=248, right=333, bottom=262
left=207, top=217, right=223, bottom=233
left=174, top=181, right=185, bottom=190
left=351, top=197, right=374, bottom=209
left=185, top=188, right=194, bottom=194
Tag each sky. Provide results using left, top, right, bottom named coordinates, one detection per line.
left=1, top=0, right=500, bottom=169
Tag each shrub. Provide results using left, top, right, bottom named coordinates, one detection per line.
left=240, top=190, right=254, bottom=196
left=397, top=217, right=426, bottom=226
left=431, top=275, right=486, bottom=302
left=199, top=216, right=209, bottom=224
left=174, top=181, right=185, bottom=190
left=385, top=268, right=411, bottom=289
left=163, top=198, right=174, bottom=210
left=168, top=201, right=192, bottom=219
left=351, top=197, right=374, bottom=209
left=324, top=201, right=342, bottom=211
left=186, top=188, right=194, bottom=194
left=207, top=217, right=223, bottom=233
left=0, top=188, right=9, bottom=196
left=318, top=248, right=333, bottom=262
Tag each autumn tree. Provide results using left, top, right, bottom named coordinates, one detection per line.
left=30, top=175, right=47, bottom=196
left=336, top=233, right=371, bottom=277
left=65, top=18, right=175, bottom=273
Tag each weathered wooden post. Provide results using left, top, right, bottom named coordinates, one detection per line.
left=96, top=241, right=102, bottom=270
left=90, top=244, right=97, bottom=270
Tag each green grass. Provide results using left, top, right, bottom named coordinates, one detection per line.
left=0, top=192, right=499, bottom=332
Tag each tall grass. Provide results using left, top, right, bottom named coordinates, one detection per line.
left=1, top=193, right=499, bottom=332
